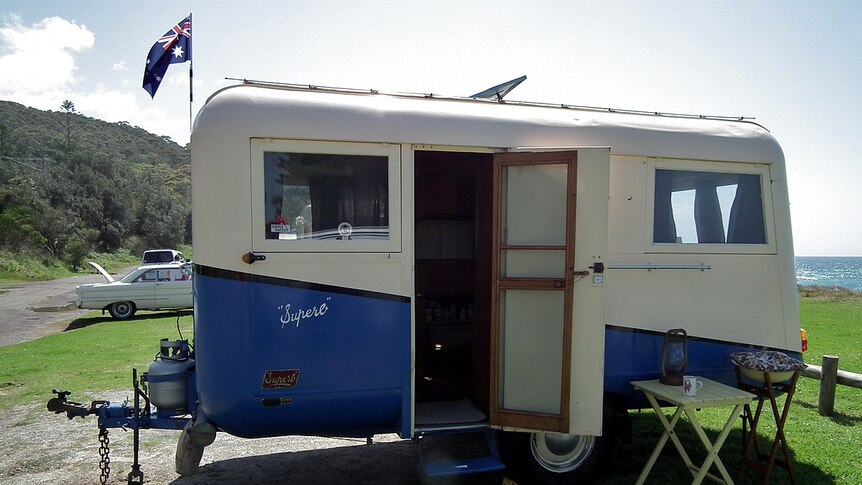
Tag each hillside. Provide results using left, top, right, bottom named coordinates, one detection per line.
left=0, top=100, right=188, bottom=167
left=0, top=99, right=190, bottom=271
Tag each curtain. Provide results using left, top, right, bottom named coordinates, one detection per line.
left=694, top=177, right=726, bottom=243
left=263, top=153, right=288, bottom=239
left=653, top=170, right=678, bottom=243
left=727, top=174, right=765, bottom=244
left=309, top=157, right=387, bottom=236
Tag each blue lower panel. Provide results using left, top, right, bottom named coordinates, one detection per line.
left=603, top=325, right=802, bottom=407
left=194, top=267, right=411, bottom=438
left=423, top=457, right=506, bottom=477
left=216, top=389, right=403, bottom=439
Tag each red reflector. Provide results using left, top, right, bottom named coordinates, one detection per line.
left=800, top=328, right=808, bottom=352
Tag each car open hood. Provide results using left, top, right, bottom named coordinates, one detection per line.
left=87, top=262, right=115, bottom=283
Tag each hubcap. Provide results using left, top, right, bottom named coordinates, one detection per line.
left=114, top=302, right=131, bottom=316
left=530, top=431, right=596, bottom=473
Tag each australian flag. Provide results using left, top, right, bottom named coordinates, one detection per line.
left=142, top=16, right=191, bottom=98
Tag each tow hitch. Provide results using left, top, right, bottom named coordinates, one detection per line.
left=46, top=340, right=196, bottom=484
left=47, top=389, right=109, bottom=418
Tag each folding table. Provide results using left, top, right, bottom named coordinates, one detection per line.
left=632, top=378, right=755, bottom=485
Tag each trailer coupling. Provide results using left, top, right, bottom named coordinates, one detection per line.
left=46, top=368, right=192, bottom=485
left=47, top=389, right=109, bottom=419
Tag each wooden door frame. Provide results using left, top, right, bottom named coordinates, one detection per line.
left=489, top=150, right=578, bottom=433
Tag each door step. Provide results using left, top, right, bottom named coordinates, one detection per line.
left=416, top=428, right=506, bottom=478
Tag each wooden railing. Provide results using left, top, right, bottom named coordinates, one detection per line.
left=800, top=355, right=862, bottom=416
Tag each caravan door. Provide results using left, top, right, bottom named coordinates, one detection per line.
left=490, top=149, right=609, bottom=435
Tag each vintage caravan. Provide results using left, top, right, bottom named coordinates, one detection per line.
left=50, top=80, right=802, bottom=483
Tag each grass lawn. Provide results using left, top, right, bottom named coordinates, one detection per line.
left=597, top=295, right=862, bottom=484
left=0, top=245, right=192, bottom=284
left=0, top=250, right=141, bottom=284
left=0, top=296, right=859, bottom=483
left=0, top=311, right=194, bottom=408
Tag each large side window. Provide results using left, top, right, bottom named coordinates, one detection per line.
left=653, top=169, right=766, bottom=245
left=263, top=152, right=389, bottom=241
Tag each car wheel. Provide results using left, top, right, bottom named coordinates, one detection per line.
left=108, top=301, right=136, bottom=319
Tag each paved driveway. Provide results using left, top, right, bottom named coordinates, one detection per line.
left=0, top=268, right=132, bottom=347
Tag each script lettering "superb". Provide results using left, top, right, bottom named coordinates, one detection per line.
left=278, top=297, right=331, bottom=328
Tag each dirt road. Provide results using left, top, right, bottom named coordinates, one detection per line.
left=0, top=270, right=121, bottom=347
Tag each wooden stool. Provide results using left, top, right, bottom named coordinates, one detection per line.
left=735, top=367, right=800, bottom=485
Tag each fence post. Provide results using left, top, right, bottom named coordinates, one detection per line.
left=818, top=355, right=839, bottom=417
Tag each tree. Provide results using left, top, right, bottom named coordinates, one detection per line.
left=60, top=100, right=75, bottom=160
left=0, top=206, right=47, bottom=252
left=0, top=99, right=191, bottom=264
left=64, top=228, right=98, bottom=272
left=0, top=123, right=11, bottom=157
left=35, top=206, right=81, bottom=256
left=133, top=186, right=187, bottom=249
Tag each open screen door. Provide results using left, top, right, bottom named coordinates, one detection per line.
left=490, top=148, right=609, bottom=435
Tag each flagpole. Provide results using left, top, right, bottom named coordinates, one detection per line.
left=188, top=12, right=194, bottom=135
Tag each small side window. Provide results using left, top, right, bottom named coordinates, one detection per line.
left=263, top=152, right=389, bottom=241
left=653, top=169, right=766, bottom=245
left=251, top=140, right=401, bottom=253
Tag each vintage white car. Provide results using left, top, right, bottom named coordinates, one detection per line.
left=76, top=262, right=193, bottom=319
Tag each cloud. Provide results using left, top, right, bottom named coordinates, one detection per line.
left=0, top=15, right=189, bottom=144
left=0, top=15, right=94, bottom=96
left=76, top=85, right=190, bottom=145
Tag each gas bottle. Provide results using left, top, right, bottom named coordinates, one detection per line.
left=148, top=339, right=193, bottom=414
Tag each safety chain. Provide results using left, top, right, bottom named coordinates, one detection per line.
left=98, top=426, right=111, bottom=484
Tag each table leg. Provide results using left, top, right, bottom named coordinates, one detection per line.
left=685, top=404, right=743, bottom=485
left=635, top=394, right=695, bottom=485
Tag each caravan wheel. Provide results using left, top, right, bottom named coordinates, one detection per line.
left=501, top=430, right=612, bottom=484
left=531, top=431, right=597, bottom=473
left=498, top=409, right=615, bottom=484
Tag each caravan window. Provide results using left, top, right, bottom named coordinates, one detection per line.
left=653, top=169, right=766, bottom=245
left=263, top=152, right=389, bottom=241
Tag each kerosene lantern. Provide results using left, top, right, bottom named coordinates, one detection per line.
left=659, top=328, right=688, bottom=385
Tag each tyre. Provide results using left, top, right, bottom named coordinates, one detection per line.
left=498, top=409, right=615, bottom=484
left=108, top=301, right=136, bottom=319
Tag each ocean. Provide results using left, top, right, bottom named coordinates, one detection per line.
left=796, top=256, right=862, bottom=291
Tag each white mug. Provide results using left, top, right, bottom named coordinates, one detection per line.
left=683, top=376, right=703, bottom=397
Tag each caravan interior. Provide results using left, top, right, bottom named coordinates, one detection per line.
left=413, top=151, right=493, bottom=428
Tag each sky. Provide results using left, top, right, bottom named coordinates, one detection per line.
left=0, top=1, right=859, bottom=256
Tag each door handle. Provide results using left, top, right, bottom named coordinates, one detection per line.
left=242, top=252, right=267, bottom=264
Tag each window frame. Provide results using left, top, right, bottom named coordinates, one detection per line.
left=646, top=159, right=776, bottom=254
left=250, top=139, right=402, bottom=253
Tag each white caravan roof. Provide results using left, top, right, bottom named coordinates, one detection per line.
left=193, top=81, right=784, bottom=166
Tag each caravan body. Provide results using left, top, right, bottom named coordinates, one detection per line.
left=190, top=82, right=799, bottom=479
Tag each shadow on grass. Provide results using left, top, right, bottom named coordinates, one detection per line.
left=63, top=310, right=193, bottom=331
left=793, top=399, right=862, bottom=426
left=146, top=415, right=839, bottom=485
left=145, top=411, right=838, bottom=485
left=595, top=411, right=837, bottom=484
